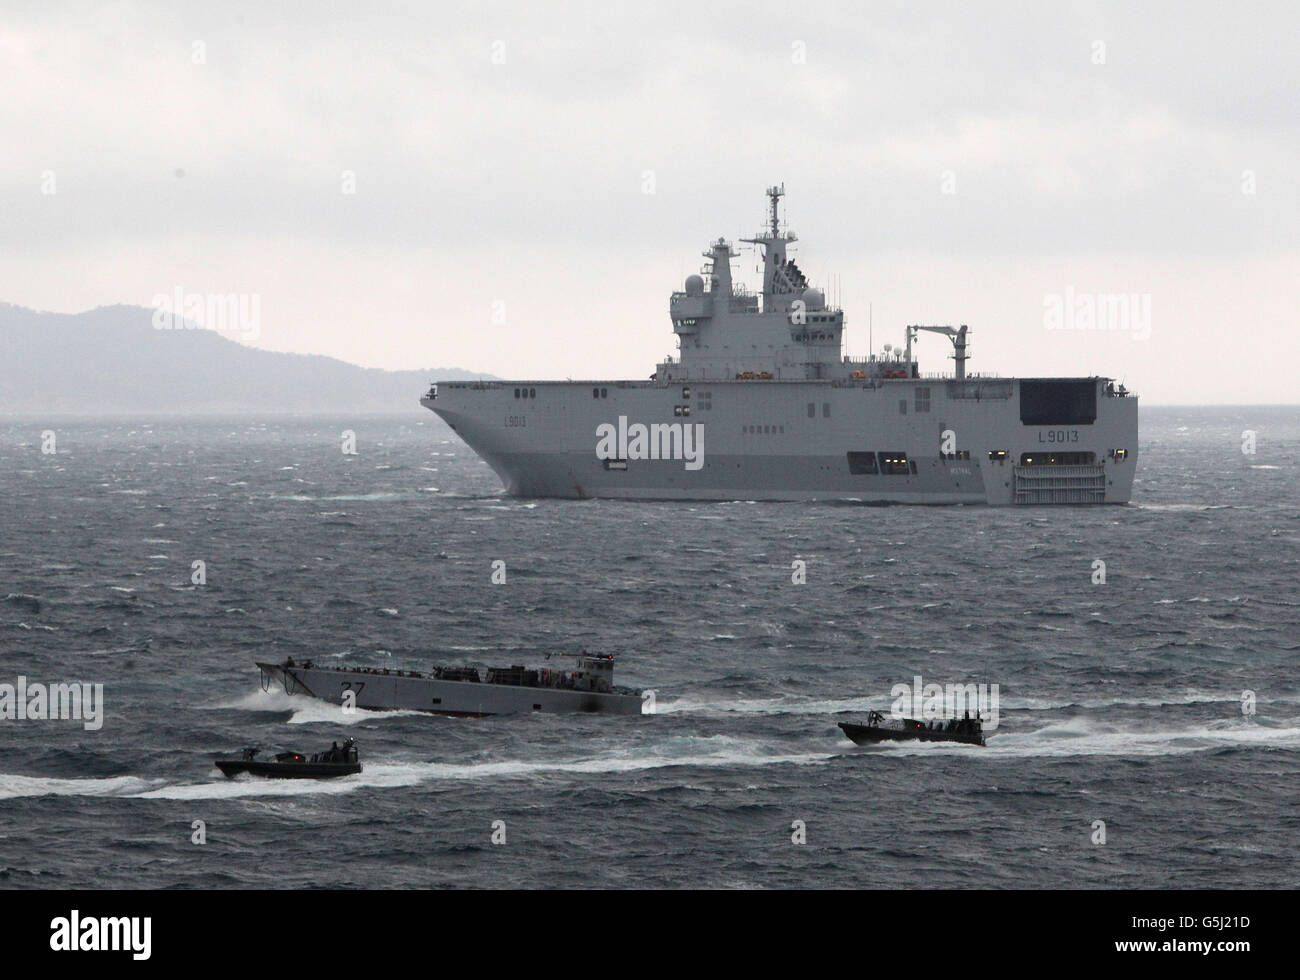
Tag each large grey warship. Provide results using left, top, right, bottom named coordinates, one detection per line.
left=422, top=186, right=1137, bottom=504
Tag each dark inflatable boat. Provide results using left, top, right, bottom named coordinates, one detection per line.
left=215, top=737, right=361, bottom=778
left=839, top=710, right=987, bottom=747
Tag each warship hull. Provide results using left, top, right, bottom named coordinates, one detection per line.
left=423, top=377, right=1137, bottom=504
left=421, top=186, right=1137, bottom=504
left=257, top=662, right=645, bottom=717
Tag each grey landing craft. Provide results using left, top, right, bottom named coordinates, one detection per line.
left=422, top=185, right=1137, bottom=504
left=256, top=653, right=645, bottom=717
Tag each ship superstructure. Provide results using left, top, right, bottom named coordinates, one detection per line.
left=422, top=186, right=1137, bottom=504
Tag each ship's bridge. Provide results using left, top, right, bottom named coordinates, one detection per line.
left=660, top=185, right=852, bottom=382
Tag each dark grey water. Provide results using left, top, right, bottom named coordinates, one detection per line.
left=1, top=406, right=1297, bottom=888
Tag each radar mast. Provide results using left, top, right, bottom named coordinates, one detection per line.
left=766, top=183, right=784, bottom=238
left=741, top=182, right=802, bottom=310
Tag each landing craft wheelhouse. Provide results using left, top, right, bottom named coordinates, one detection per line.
left=422, top=186, right=1137, bottom=504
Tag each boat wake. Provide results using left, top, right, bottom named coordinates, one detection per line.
left=131, top=736, right=833, bottom=800
left=4, top=717, right=1296, bottom=801
left=865, top=717, right=1300, bottom=759
left=201, top=689, right=428, bottom=725
left=657, top=694, right=888, bottom=715
left=655, top=689, right=1291, bottom=716
left=0, top=773, right=162, bottom=800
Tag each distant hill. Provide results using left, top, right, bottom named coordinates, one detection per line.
left=0, top=303, right=496, bottom=414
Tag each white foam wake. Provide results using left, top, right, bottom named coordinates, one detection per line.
left=200, top=689, right=426, bottom=725
left=874, top=719, right=1300, bottom=759
left=133, top=742, right=834, bottom=800
left=656, top=694, right=888, bottom=716
left=0, top=773, right=161, bottom=800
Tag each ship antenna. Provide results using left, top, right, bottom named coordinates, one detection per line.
left=766, top=183, right=784, bottom=238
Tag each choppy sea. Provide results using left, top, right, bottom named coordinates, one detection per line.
left=1, top=406, right=1297, bottom=888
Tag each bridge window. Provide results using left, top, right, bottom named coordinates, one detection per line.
left=915, top=387, right=931, bottom=413
left=847, top=452, right=879, bottom=475
left=514, top=388, right=521, bottom=398
left=807, top=402, right=816, bottom=418
left=822, top=402, right=830, bottom=418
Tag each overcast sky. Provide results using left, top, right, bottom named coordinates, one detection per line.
left=4, top=1, right=1297, bottom=403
